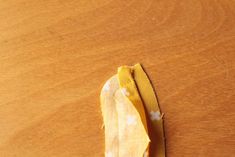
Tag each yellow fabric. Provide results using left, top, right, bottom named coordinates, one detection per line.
left=133, top=64, right=165, bottom=157
left=100, top=75, right=149, bottom=157
left=117, top=66, right=150, bottom=157
left=100, top=75, right=119, bottom=157
left=115, top=87, right=150, bottom=157
left=100, top=64, right=165, bottom=157
left=117, top=66, right=149, bottom=132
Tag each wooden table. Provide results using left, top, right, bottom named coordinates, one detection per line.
left=0, top=0, right=234, bottom=156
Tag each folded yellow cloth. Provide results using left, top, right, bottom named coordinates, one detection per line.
left=100, top=64, right=165, bottom=157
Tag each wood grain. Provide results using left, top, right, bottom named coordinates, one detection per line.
left=0, top=0, right=235, bottom=156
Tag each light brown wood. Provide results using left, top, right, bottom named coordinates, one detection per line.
left=0, top=0, right=235, bottom=156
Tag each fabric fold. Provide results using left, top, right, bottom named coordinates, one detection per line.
left=100, top=64, right=165, bottom=157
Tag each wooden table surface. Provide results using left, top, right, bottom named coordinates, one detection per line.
left=0, top=0, right=235, bottom=156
